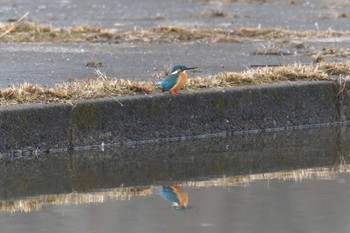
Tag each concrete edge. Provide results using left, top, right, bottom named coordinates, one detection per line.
left=1, top=80, right=349, bottom=155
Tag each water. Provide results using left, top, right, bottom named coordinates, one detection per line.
left=1, top=126, right=350, bottom=233
left=2, top=172, right=350, bottom=233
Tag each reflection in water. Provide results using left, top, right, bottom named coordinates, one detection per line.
left=1, top=126, right=348, bottom=200
left=155, top=185, right=189, bottom=209
left=1, top=163, right=349, bottom=213
left=0, top=187, right=152, bottom=213
left=1, top=126, right=350, bottom=215
left=186, top=162, right=348, bottom=188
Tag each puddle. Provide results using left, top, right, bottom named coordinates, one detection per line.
left=0, top=125, right=350, bottom=233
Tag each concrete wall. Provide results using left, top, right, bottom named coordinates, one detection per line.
left=0, top=81, right=349, bottom=154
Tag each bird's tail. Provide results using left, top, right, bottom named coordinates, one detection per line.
left=155, top=82, right=166, bottom=92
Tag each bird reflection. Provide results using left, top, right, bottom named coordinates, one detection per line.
left=155, top=184, right=189, bottom=209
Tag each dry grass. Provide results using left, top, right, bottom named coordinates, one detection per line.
left=320, top=1, right=350, bottom=8
left=0, top=70, right=155, bottom=105
left=308, top=47, right=350, bottom=63
left=288, top=40, right=305, bottom=49
left=0, top=186, right=152, bottom=213
left=1, top=22, right=350, bottom=43
left=186, top=163, right=350, bottom=188
left=252, top=42, right=292, bottom=55
left=0, top=22, right=120, bottom=42
left=259, top=40, right=305, bottom=53
left=0, top=62, right=349, bottom=105
left=187, top=62, right=349, bottom=89
left=252, top=48, right=292, bottom=55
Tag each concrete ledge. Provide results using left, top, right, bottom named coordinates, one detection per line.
left=0, top=81, right=349, bottom=154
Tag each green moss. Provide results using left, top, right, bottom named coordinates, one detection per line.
left=145, top=164, right=162, bottom=180
left=211, top=155, right=229, bottom=173
left=15, top=114, right=30, bottom=131
left=212, top=94, right=227, bottom=116
left=327, top=83, right=339, bottom=101
left=139, top=101, right=160, bottom=117
left=273, top=91, right=285, bottom=104
left=231, top=98, right=240, bottom=109
left=9, top=176, right=32, bottom=196
left=293, top=92, right=305, bottom=111
left=275, top=152, right=286, bottom=165
left=72, top=104, right=97, bottom=129
left=71, top=168, right=97, bottom=192
left=150, top=101, right=160, bottom=116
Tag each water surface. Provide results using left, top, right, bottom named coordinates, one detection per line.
left=1, top=126, right=350, bottom=233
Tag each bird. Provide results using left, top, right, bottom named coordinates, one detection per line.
left=155, top=184, right=189, bottom=209
left=155, top=64, right=197, bottom=95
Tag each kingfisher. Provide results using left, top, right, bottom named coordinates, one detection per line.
left=155, top=184, right=189, bottom=209
left=155, top=64, right=197, bottom=95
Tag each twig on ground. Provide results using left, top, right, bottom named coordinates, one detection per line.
left=0, top=12, right=30, bottom=39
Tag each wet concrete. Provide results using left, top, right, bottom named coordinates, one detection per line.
left=0, top=42, right=313, bottom=87
left=1, top=0, right=349, bottom=30
left=0, top=125, right=349, bottom=199
left=2, top=40, right=350, bottom=88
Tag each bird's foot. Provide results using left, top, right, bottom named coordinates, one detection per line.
left=170, top=90, right=179, bottom=95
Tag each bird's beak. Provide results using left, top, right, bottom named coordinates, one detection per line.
left=185, top=67, right=197, bottom=70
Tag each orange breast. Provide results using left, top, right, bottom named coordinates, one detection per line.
left=176, top=72, right=188, bottom=89
left=172, top=185, right=188, bottom=208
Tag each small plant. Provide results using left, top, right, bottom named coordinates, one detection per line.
left=312, top=52, right=324, bottom=63
left=86, top=61, right=103, bottom=68
left=252, top=42, right=292, bottom=55
left=195, top=9, right=236, bottom=18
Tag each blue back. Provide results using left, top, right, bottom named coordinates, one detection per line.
left=157, top=73, right=179, bottom=91
left=155, top=64, right=184, bottom=91
left=155, top=187, right=179, bottom=203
